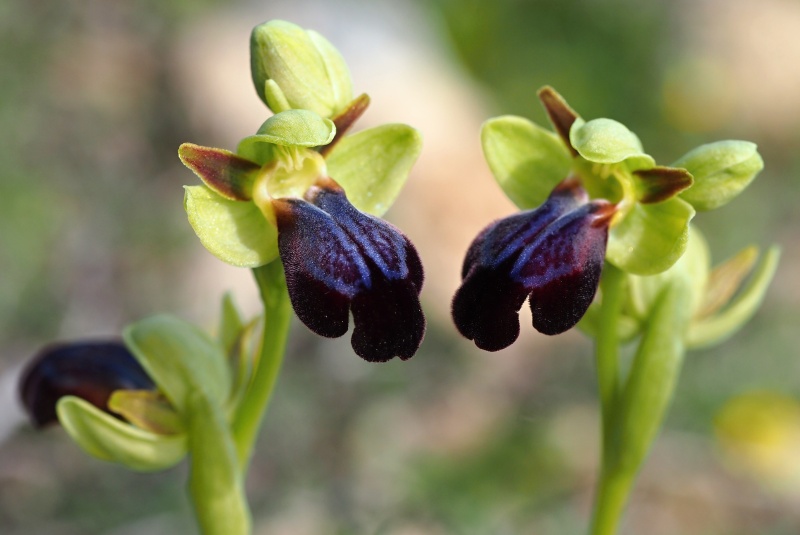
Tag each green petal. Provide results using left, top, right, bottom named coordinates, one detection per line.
left=673, top=140, right=763, bottom=211
left=238, top=109, right=335, bottom=156
left=178, top=143, right=260, bottom=201
left=325, top=124, right=422, bottom=216
left=108, top=390, right=184, bottom=435
left=184, top=185, right=278, bottom=268
left=632, top=166, right=694, bottom=204
left=123, top=315, right=231, bottom=415
left=570, top=117, right=647, bottom=164
left=481, top=115, right=572, bottom=210
left=687, top=245, right=780, bottom=349
left=607, top=197, right=696, bottom=275
left=57, top=396, right=187, bottom=472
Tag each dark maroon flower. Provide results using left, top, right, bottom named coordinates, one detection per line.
left=273, top=177, right=425, bottom=362
left=19, top=341, right=154, bottom=427
left=452, top=179, right=615, bottom=351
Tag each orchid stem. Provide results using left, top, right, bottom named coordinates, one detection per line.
left=595, top=262, right=624, bottom=461
left=231, top=260, right=293, bottom=472
left=591, top=262, right=626, bottom=534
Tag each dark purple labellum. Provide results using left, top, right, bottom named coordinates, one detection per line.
left=19, top=341, right=155, bottom=427
left=452, top=179, right=614, bottom=351
left=273, top=178, right=425, bottom=362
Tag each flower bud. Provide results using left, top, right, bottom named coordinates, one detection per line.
left=674, top=140, right=763, bottom=211
left=250, top=20, right=353, bottom=118
left=19, top=341, right=154, bottom=427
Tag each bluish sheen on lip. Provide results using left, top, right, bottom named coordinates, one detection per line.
left=453, top=179, right=614, bottom=351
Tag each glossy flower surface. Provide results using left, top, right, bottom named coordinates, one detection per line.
left=453, top=179, right=614, bottom=351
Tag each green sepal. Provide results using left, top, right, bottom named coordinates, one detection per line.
left=607, top=196, right=696, bottom=275
left=239, top=110, right=335, bottom=156
left=687, top=245, right=780, bottom=349
left=108, top=390, right=184, bottom=435
left=184, top=185, right=278, bottom=268
left=613, top=278, right=692, bottom=475
left=570, top=117, right=647, bottom=164
left=57, top=396, right=187, bottom=472
left=325, top=124, right=422, bottom=216
left=178, top=143, right=260, bottom=201
left=626, top=225, right=710, bottom=320
left=250, top=20, right=353, bottom=118
left=481, top=115, right=572, bottom=210
left=673, top=140, right=763, bottom=211
left=123, top=314, right=231, bottom=415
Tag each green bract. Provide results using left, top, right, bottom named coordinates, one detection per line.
left=480, top=86, right=766, bottom=277
left=250, top=20, right=353, bottom=118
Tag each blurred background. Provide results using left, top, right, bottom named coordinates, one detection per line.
left=1, top=0, right=799, bottom=533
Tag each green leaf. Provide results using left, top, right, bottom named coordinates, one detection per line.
left=326, top=124, right=422, bottom=216
left=614, top=279, right=692, bottom=475
left=674, top=140, right=763, bottom=211
left=238, top=110, right=335, bottom=156
left=184, top=185, right=278, bottom=268
left=481, top=115, right=572, bottom=210
left=607, top=197, right=696, bottom=275
left=570, top=118, right=646, bottom=164
left=687, top=245, right=780, bottom=349
left=250, top=20, right=353, bottom=117
left=57, top=396, right=187, bottom=472
left=123, top=315, right=231, bottom=415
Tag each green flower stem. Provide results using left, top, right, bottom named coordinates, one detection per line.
left=590, top=278, right=691, bottom=535
left=231, top=260, right=293, bottom=470
left=187, top=391, right=251, bottom=535
left=591, top=467, right=634, bottom=535
left=595, top=262, right=624, bottom=461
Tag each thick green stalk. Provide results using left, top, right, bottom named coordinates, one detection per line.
left=590, top=278, right=691, bottom=535
left=595, top=263, right=625, bottom=461
left=187, top=391, right=251, bottom=535
left=231, top=261, right=293, bottom=470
